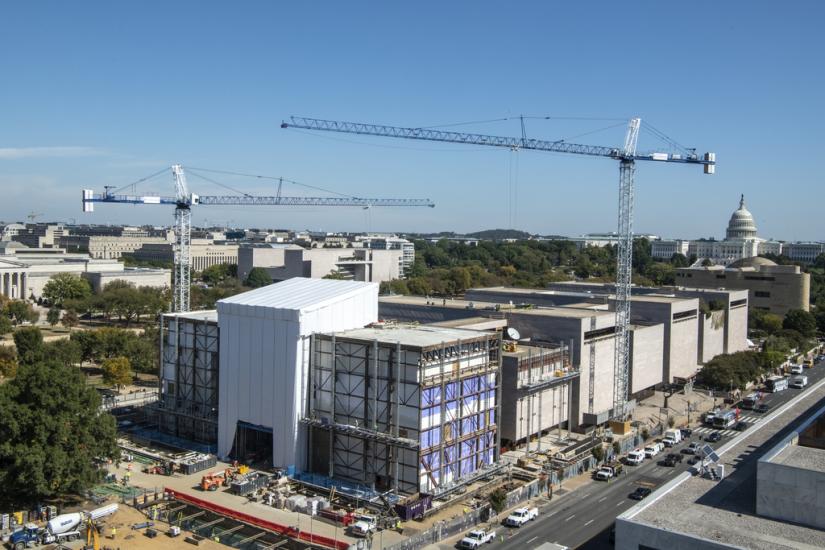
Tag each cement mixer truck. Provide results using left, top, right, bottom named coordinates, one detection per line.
left=7, top=503, right=117, bottom=549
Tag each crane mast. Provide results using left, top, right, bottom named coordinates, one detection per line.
left=282, top=115, right=714, bottom=419
left=83, top=165, right=435, bottom=313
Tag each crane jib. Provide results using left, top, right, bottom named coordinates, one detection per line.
left=282, top=117, right=715, bottom=166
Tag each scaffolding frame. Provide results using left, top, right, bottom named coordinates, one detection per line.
left=156, top=314, right=219, bottom=444
left=307, top=330, right=502, bottom=497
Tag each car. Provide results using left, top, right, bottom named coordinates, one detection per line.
left=687, top=456, right=700, bottom=465
left=733, top=421, right=750, bottom=431
left=680, top=428, right=693, bottom=438
left=791, top=365, right=804, bottom=374
left=503, top=507, right=538, bottom=527
left=682, top=442, right=700, bottom=455
left=705, top=432, right=722, bottom=442
left=644, top=444, right=662, bottom=459
left=350, top=519, right=377, bottom=537
left=458, top=529, right=496, bottom=549
left=629, top=487, right=653, bottom=500
left=660, top=457, right=677, bottom=467
left=790, top=376, right=808, bottom=389
left=755, top=403, right=771, bottom=413
left=666, top=453, right=683, bottom=463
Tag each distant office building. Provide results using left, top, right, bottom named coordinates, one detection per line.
left=237, top=243, right=303, bottom=282
left=675, top=256, right=809, bottom=315
left=357, top=235, right=415, bottom=276
left=60, top=234, right=173, bottom=259
left=11, top=223, right=67, bottom=248
left=129, top=240, right=238, bottom=271
left=565, top=232, right=660, bottom=250
left=784, top=242, right=825, bottom=263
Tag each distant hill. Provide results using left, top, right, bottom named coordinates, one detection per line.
left=465, top=229, right=532, bottom=240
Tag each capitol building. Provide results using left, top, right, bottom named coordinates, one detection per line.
left=651, top=195, right=787, bottom=265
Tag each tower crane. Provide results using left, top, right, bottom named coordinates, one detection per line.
left=281, top=116, right=715, bottom=418
left=82, top=164, right=435, bottom=312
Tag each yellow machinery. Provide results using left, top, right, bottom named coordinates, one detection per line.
left=85, top=519, right=100, bottom=550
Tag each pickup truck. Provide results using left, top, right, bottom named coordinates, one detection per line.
left=503, top=507, right=538, bottom=527
left=458, top=528, right=496, bottom=549
left=349, top=516, right=378, bottom=537
left=595, top=463, right=622, bottom=481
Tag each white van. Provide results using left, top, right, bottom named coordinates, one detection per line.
left=790, top=375, right=808, bottom=389
left=663, top=428, right=683, bottom=447
left=791, top=364, right=804, bottom=374
left=643, top=443, right=662, bottom=458
left=626, top=450, right=645, bottom=465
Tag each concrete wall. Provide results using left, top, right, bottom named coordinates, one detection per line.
left=83, top=269, right=171, bottom=293
left=629, top=324, right=664, bottom=394
left=756, top=454, right=825, bottom=530
left=237, top=245, right=300, bottom=281
left=698, top=311, right=726, bottom=364
left=675, top=265, right=809, bottom=315
left=628, top=298, right=699, bottom=383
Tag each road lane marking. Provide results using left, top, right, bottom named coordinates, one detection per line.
left=616, top=500, right=625, bottom=507
left=527, top=537, right=538, bottom=544
left=584, top=519, right=594, bottom=526
left=598, top=496, right=607, bottom=503
left=565, top=514, right=575, bottom=521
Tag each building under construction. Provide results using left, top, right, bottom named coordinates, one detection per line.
left=304, top=323, right=502, bottom=496
left=156, top=311, right=220, bottom=446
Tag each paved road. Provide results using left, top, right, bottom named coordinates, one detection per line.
left=478, top=358, right=825, bottom=550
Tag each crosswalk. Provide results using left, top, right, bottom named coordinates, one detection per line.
left=691, top=414, right=762, bottom=438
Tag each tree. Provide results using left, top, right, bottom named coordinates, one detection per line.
left=13, top=327, right=44, bottom=367
left=0, top=316, right=12, bottom=336
left=46, top=307, right=61, bottom=327
left=5, top=300, right=39, bottom=325
left=591, top=444, right=605, bottom=462
left=245, top=267, right=273, bottom=287
left=70, top=330, right=100, bottom=366
left=701, top=258, right=713, bottom=267
left=200, top=263, right=237, bottom=285
left=488, top=488, right=507, bottom=514
left=670, top=253, right=689, bottom=268
left=0, top=359, right=118, bottom=508
left=322, top=270, right=348, bottom=280
left=61, top=310, right=79, bottom=330
left=42, top=273, right=92, bottom=306
left=783, top=309, right=817, bottom=338
left=43, top=340, right=81, bottom=368
left=101, top=356, right=132, bottom=390
left=0, top=347, right=17, bottom=378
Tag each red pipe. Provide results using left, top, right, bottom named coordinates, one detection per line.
left=164, top=488, right=350, bottom=550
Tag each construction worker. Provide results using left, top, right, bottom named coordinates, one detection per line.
left=111, top=526, right=117, bottom=539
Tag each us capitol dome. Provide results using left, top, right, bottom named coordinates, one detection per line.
left=725, top=194, right=758, bottom=240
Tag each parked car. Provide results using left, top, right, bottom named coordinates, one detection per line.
left=629, top=487, right=652, bottom=500
left=680, top=427, right=693, bottom=438
left=625, top=450, right=645, bottom=465
left=644, top=443, right=662, bottom=459
left=458, top=529, right=496, bottom=549
left=705, top=432, right=722, bottom=443
left=755, top=403, right=771, bottom=413
left=595, top=464, right=622, bottom=481
left=790, top=376, right=808, bottom=389
left=350, top=516, right=378, bottom=537
left=503, top=507, right=538, bottom=527
left=682, top=442, right=700, bottom=455
left=791, top=364, right=804, bottom=374
left=733, top=421, right=750, bottom=431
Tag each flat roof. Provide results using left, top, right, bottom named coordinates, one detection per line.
left=333, top=324, right=492, bottom=348
left=219, top=277, right=376, bottom=311
left=772, top=444, right=825, bottom=472
left=164, top=310, right=218, bottom=322
left=379, top=295, right=613, bottom=320
left=621, top=380, right=825, bottom=549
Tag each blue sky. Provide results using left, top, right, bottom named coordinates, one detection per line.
left=1, top=1, right=822, bottom=240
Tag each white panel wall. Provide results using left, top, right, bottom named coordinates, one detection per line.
left=217, top=281, right=378, bottom=469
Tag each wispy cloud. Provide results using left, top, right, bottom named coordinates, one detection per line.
left=0, top=146, right=105, bottom=159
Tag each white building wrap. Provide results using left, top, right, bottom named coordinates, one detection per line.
left=216, top=277, right=378, bottom=469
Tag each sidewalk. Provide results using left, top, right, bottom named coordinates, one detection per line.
left=423, top=470, right=597, bottom=550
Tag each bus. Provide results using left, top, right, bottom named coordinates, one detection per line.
left=713, top=410, right=737, bottom=429
left=766, top=376, right=789, bottom=393
left=741, top=393, right=760, bottom=410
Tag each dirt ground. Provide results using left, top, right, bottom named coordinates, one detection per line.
left=62, top=503, right=228, bottom=550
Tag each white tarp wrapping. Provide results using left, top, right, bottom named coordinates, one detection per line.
left=216, top=277, right=378, bottom=469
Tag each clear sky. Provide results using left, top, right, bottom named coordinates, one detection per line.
left=1, top=1, right=822, bottom=240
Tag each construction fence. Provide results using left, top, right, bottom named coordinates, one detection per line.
left=383, top=478, right=541, bottom=550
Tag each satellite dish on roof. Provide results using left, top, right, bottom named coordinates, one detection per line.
left=507, top=327, right=521, bottom=341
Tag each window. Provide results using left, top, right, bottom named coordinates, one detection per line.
left=584, top=326, right=616, bottom=341
left=673, top=310, right=698, bottom=321
left=755, top=291, right=771, bottom=298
